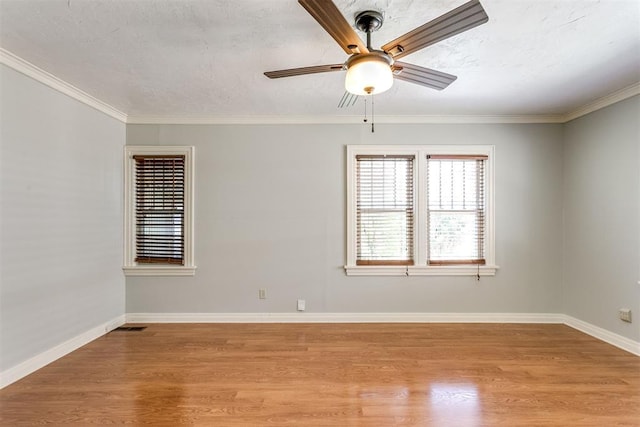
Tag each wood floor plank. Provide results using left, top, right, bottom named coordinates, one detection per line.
left=1, top=323, right=638, bottom=426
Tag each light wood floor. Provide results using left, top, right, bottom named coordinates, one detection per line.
left=1, top=323, right=638, bottom=426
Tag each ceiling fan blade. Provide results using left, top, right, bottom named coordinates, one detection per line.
left=264, top=64, right=344, bottom=79
left=392, top=61, right=457, bottom=90
left=381, top=0, right=488, bottom=60
left=298, top=0, right=369, bottom=55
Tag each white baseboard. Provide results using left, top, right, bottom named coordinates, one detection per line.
left=127, top=312, right=639, bottom=356
left=562, top=315, right=640, bottom=356
left=126, top=312, right=564, bottom=324
left=3, top=312, right=636, bottom=389
left=0, top=314, right=126, bottom=389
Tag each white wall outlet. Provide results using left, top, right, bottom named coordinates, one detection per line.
left=619, top=308, right=632, bottom=323
left=259, top=289, right=266, bottom=299
left=297, top=299, right=306, bottom=311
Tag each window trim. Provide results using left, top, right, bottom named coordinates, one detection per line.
left=123, top=146, right=196, bottom=276
left=346, top=145, right=497, bottom=276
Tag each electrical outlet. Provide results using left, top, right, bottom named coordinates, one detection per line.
left=619, top=308, right=632, bottom=323
left=297, top=299, right=306, bottom=311
left=259, top=289, right=266, bottom=299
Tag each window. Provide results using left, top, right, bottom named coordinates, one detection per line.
left=123, top=146, right=196, bottom=276
left=346, top=145, right=496, bottom=276
left=426, top=155, right=486, bottom=265
left=356, top=155, right=414, bottom=265
left=134, top=155, right=185, bottom=264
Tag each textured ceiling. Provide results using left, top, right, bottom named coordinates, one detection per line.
left=1, top=0, right=639, bottom=119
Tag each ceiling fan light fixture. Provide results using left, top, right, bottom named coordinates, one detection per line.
left=345, top=52, right=393, bottom=96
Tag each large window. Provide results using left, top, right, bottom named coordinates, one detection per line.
left=346, top=145, right=496, bottom=276
left=123, top=146, right=196, bottom=276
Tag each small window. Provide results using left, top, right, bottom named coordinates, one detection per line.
left=134, top=155, right=185, bottom=265
left=123, top=146, right=195, bottom=276
left=346, top=145, right=496, bottom=276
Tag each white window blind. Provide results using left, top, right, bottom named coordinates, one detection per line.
left=134, top=155, right=185, bottom=265
left=356, top=155, right=414, bottom=265
left=426, top=155, right=487, bottom=265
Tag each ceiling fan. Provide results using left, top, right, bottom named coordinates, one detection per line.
left=264, top=0, right=489, bottom=96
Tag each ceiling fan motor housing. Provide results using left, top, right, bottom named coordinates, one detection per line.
left=345, top=50, right=393, bottom=70
left=355, top=10, right=384, bottom=34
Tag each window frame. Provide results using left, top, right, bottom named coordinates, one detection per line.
left=123, top=145, right=196, bottom=276
left=346, top=145, right=497, bottom=276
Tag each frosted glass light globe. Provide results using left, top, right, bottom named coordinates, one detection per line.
left=345, top=53, right=393, bottom=96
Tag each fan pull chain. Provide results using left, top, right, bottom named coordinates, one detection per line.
left=362, top=96, right=375, bottom=133
left=371, top=95, right=375, bottom=133
left=363, top=98, right=368, bottom=124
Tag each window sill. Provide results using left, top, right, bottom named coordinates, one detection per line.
left=344, top=265, right=499, bottom=276
left=123, top=265, right=197, bottom=277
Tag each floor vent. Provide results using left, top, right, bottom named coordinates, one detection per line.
left=113, top=326, right=147, bottom=332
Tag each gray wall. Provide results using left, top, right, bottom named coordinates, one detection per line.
left=563, top=95, right=640, bottom=341
left=0, top=65, right=125, bottom=371
left=126, top=122, right=564, bottom=315
left=3, top=60, right=636, bottom=376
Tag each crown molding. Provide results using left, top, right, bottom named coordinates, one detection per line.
left=125, top=114, right=565, bottom=125
left=562, top=82, right=640, bottom=123
left=0, top=48, right=127, bottom=123
left=2, top=48, right=636, bottom=126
